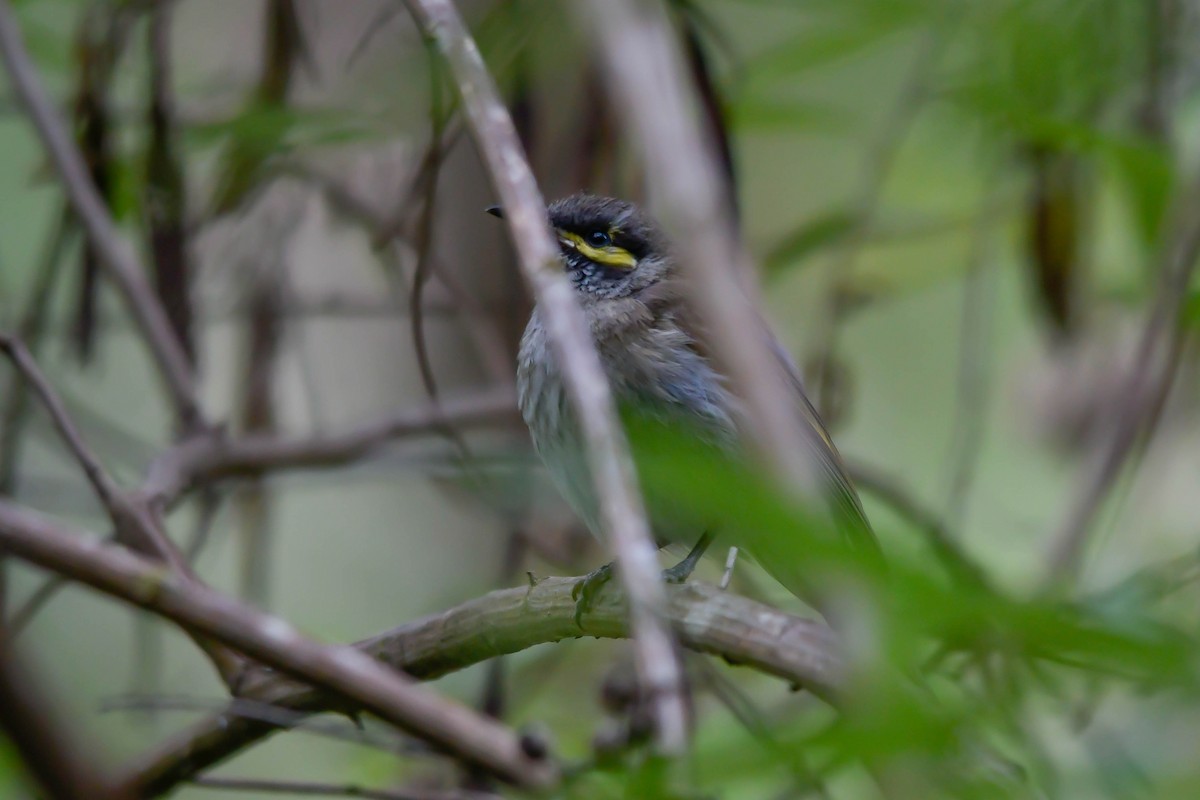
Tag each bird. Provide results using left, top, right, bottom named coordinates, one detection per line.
left=510, top=194, right=877, bottom=616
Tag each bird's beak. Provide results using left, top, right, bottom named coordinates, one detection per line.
left=485, top=205, right=504, bottom=219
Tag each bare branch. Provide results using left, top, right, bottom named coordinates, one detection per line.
left=0, top=501, right=559, bottom=791
left=120, top=576, right=841, bottom=797
left=0, top=0, right=201, bottom=426
left=140, top=389, right=518, bottom=507
left=572, top=0, right=833, bottom=516
left=0, top=333, right=242, bottom=679
left=0, top=335, right=123, bottom=510
left=1044, top=170, right=1200, bottom=586
left=191, top=776, right=498, bottom=800
left=401, top=0, right=687, bottom=753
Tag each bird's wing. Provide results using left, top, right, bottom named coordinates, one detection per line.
left=768, top=337, right=880, bottom=555
left=641, top=277, right=878, bottom=554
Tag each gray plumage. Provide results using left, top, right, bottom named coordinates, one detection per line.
left=517, top=194, right=876, bottom=591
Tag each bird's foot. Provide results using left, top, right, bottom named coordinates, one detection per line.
left=572, top=562, right=614, bottom=627
left=661, top=556, right=699, bottom=584
left=661, top=530, right=715, bottom=585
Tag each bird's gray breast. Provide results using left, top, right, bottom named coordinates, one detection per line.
left=517, top=309, right=736, bottom=537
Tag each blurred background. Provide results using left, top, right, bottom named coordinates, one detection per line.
left=2, top=0, right=1200, bottom=797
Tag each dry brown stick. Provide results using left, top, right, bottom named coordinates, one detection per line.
left=1044, top=171, right=1200, bottom=586
left=573, top=0, right=826, bottom=507
left=120, top=576, right=841, bottom=797
left=402, top=0, right=687, bottom=754
left=0, top=628, right=131, bottom=800
left=0, top=500, right=559, bottom=791
left=0, top=0, right=201, bottom=427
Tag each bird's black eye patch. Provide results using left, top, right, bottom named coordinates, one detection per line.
left=586, top=230, right=612, bottom=248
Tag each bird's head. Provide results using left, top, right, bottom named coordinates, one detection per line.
left=544, top=194, right=672, bottom=302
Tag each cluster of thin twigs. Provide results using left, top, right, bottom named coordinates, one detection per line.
left=0, top=1, right=849, bottom=797
left=1, top=1, right=1197, bottom=799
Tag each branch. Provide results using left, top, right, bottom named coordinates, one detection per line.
left=573, top=0, right=832, bottom=502
left=0, top=501, right=558, bottom=791
left=191, top=776, right=498, bottom=800
left=120, top=576, right=841, bottom=797
left=0, top=335, right=122, bottom=510
left=1044, top=170, right=1200, bottom=586
left=0, top=333, right=242, bottom=681
left=140, top=389, right=518, bottom=507
left=0, top=0, right=201, bottom=426
left=402, top=0, right=687, bottom=753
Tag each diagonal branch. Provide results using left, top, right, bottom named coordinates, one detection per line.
left=0, top=0, right=201, bottom=427
left=0, top=335, right=122, bottom=511
left=0, top=333, right=243, bottom=680
left=401, top=0, right=688, bottom=754
left=572, top=0, right=841, bottom=522
left=0, top=501, right=559, bottom=791
left=120, top=576, right=841, bottom=797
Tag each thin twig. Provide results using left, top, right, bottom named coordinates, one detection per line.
left=408, top=35, right=452, bottom=400
left=9, top=572, right=72, bottom=635
left=0, top=335, right=122, bottom=510
left=942, top=183, right=1005, bottom=529
left=1044, top=170, right=1200, bottom=587
left=0, top=0, right=201, bottom=426
left=402, top=0, right=687, bottom=754
left=102, top=693, right=429, bottom=756
left=145, top=0, right=194, bottom=363
left=0, top=206, right=74, bottom=497
left=0, top=501, right=559, bottom=792
left=805, top=28, right=946, bottom=418
left=574, top=0, right=836, bottom=516
left=0, top=211, right=74, bottom=617
left=0, top=335, right=196, bottom=577
left=719, top=546, right=739, bottom=590
left=192, top=777, right=496, bottom=800
left=140, top=389, right=518, bottom=508
left=191, top=776, right=498, bottom=800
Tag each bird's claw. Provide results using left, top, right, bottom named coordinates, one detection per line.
left=661, top=559, right=695, bottom=584
left=572, top=562, right=614, bottom=627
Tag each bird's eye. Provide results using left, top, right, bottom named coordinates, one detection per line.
left=586, top=231, right=612, bottom=248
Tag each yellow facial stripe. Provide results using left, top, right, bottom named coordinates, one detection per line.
left=557, top=230, right=638, bottom=270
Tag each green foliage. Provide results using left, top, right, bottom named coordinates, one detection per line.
left=617, top=413, right=1200, bottom=797
left=0, top=740, right=23, bottom=798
